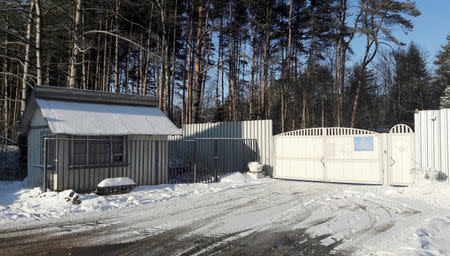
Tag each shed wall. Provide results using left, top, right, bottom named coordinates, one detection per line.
left=27, top=109, right=50, bottom=187
left=49, top=136, right=168, bottom=192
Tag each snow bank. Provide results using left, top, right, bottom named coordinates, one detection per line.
left=388, top=179, right=450, bottom=209
left=397, top=216, right=450, bottom=256
left=220, top=172, right=262, bottom=184
left=0, top=172, right=262, bottom=224
left=97, top=177, right=135, bottom=187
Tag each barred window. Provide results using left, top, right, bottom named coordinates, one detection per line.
left=70, top=136, right=127, bottom=167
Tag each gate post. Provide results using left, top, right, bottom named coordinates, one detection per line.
left=108, top=138, right=112, bottom=178
left=214, top=139, right=218, bottom=182
left=193, top=140, right=197, bottom=183
left=381, top=133, right=389, bottom=186
left=43, top=138, right=47, bottom=192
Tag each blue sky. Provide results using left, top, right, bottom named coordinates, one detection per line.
left=351, top=0, right=450, bottom=69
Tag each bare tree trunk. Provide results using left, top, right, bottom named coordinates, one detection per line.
left=105, top=33, right=113, bottom=91
left=227, top=2, right=233, bottom=121
left=81, top=5, right=87, bottom=89
left=215, top=16, right=223, bottom=109
left=220, top=25, right=224, bottom=106
left=45, top=55, right=50, bottom=85
left=21, top=0, right=34, bottom=114
left=114, top=0, right=120, bottom=92
left=3, top=39, right=9, bottom=137
left=170, top=0, right=177, bottom=117
left=200, top=7, right=212, bottom=115
left=258, top=53, right=263, bottom=119
left=262, top=32, right=269, bottom=119
left=249, top=24, right=256, bottom=118
left=138, top=34, right=144, bottom=94
left=35, top=0, right=42, bottom=86
left=158, top=37, right=164, bottom=104
left=351, top=76, right=362, bottom=127
left=334, top=42, right=340, bottom=126
left=102, top=19, right=109, bottom=91
left=182, top=30, right=189, bottom=124
left=186, top=5, right=193, bottom=123
left=232, top=40, right=237, bottom=121
left=192, top=2, right=204, bottom=123
left=261, top=5, right=271, bottom=119
left=69, top=0, right=82, bottom=88
left=321, top=98, right=325, bottom=127
left=94, top=20, right=102, bottom=90
left=301, top=9, right=317, bottom=129
left=339, top=48, right=346, bottom=126
left=124, top=46, right=129, bottom=94
left=13, top=74, right=20, bottom=139
left=281, top=90, right=285, bottom=132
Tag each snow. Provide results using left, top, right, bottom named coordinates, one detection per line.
left=35, top=98, right=180, bottom=135
left=0, top=173, right=261, bottom=224
left=97, top=177, right=135, bottom=187
left=248, top=161, right=263, bottom=173
left=2, top=174, right=450, bottom=255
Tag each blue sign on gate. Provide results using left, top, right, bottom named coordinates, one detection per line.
left=354, top=136, right=374, bottom=151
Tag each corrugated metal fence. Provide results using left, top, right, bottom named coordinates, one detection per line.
left=181, top=120, right=273, bottom=174
left=415, top=109, right=450, bottom=178
left=168, top=138, right=258, bottom=183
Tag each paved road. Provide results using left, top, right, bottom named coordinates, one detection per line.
left=0, top=179, right=421, bottom=256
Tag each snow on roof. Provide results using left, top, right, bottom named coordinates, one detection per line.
left=36, top=99, right=181, bottom=136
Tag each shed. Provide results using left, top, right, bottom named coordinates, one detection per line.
left=19, top=86, right=180, bottom=192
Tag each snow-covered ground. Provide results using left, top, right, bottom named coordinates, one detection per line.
left=1, top=173, right=450, bottom=255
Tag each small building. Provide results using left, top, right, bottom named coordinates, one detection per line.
left=19, top=86, right=180, bottom=192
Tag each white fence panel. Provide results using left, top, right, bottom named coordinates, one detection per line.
left=274, top=136, right=324, bottom=181
left=324, top=135, right=382, bottom=184
left=181, top=120, right=273, bottom=174
left=274, top=128, right=383, bottom=185
left=415, top=109, right=450, bottom=178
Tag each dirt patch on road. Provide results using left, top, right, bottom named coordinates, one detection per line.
left=33, top=228, right=344, bottom=256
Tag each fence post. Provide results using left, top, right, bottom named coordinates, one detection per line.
left=193, top=140, right=197, bottom=183
left=43, top=138, right=47, bottom=192
left=108, top=138, right=112, bottom=178
left=214, top=139, right=218, bottom=181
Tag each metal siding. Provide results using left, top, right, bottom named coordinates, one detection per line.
left=181, top=120, right=273, bottom=174
left=415, top=108, right=450, bottom=179
left=48, top=137, right=168, bottom=192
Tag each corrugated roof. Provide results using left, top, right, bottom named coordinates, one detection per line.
left=36, top=99, right=180, bottom=136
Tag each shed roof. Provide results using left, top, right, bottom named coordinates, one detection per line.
left=18, top=86, right=180, bottom=136
left=35, top=99, right=180, bottom=135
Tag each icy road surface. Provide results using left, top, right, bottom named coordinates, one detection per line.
left=1, top=173, right=450, bottom=255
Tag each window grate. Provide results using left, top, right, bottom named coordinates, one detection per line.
left=69, top=136, right=127, bottom=168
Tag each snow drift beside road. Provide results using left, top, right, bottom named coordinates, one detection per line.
left=0, top=172, right=262, bottom=224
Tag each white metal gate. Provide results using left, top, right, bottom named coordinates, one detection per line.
left=273, top=126, right=415, bottom=185
left=388, top=124, right=415, bottom=185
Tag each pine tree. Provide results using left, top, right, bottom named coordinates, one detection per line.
left=436, top=35, right=450, bottom=108
left=392, top=43, right=431, bottom=124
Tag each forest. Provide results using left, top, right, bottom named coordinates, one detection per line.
left=1, top=0, right=450, bottom=140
